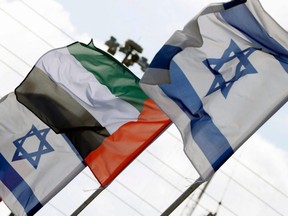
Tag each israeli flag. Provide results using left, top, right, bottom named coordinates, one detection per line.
left=0, top=93, right=85, bottom=216
left=140, top=0, right=288, bottom=180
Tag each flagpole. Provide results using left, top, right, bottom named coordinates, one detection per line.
left=70, top=124, right=171, bottom=216
left=188, top=176, right=213, bottom=215
left=161, top=177, right=205, bottom=216
left=70, top=125, right=171, bottom=216
left=71, top=186, right=106, bottom=216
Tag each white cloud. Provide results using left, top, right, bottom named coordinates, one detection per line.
left=0, top=0, right=94, bottom=96
left=207, top=133, right=288, bottom=216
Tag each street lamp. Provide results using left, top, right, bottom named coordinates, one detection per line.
left=137, top=57, right=149, bottom=72
left=105, top=36, right=149, bottom=72
left=105, top=36, right=119, bottom=55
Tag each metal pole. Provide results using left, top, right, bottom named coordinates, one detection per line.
left=71, top=186, right=106, bottom=216
left=189, top=176, right=213, bottom=215
left=161, top=177, right=205, bottom=216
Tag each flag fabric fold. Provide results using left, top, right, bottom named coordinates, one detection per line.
left=15, top=41, right=170, bottom=186
left=0, top=93, right=85, bottom=216
left=140, top=0, right=288, bottom=180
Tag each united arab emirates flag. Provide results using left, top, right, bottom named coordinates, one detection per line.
left=15, top=40, right=170, bottom=186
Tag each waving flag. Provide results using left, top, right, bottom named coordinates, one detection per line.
left=0, top=93, right=85, bottom=216
left=140, top=0, right=288, bottom=180
left=16, top=41, right=170, bottom=186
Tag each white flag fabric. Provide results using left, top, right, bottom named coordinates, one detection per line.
left=140, top=0, right=288, bottom=180
left=0, top=93, right=85, bottom=216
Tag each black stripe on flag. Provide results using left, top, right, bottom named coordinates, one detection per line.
left=15, top=67, right=110, bottom=158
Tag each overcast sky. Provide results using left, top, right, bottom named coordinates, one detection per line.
left=0, top=0, right=288, bottom=215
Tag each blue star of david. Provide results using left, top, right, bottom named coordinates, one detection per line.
left=203, top=40, right=257, bottom=98
left=12, top=125, right=54, bottom=169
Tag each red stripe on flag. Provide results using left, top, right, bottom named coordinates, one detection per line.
left=84, top=99, right=171, bottom=186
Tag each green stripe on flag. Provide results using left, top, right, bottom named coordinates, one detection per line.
left=67, top=41, right=148, bottom=112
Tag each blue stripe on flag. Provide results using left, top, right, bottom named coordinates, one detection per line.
left=223, top=0, right=246, bottom=10
left=149, top=45, right=182, bottom=69
left=0, top=153, right=42, bottom=216
left=159, top=61, right=234, bottom=171
left=61, top=134, right=84, bottom=163
left=220, top=4, right=288, bottom=57
left=275, top=56, right=288, bottom=73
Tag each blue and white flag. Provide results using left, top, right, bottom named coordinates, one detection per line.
left=0, top=93, right=85, bottom=216
left=140, top=0, right=288, bottom=180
